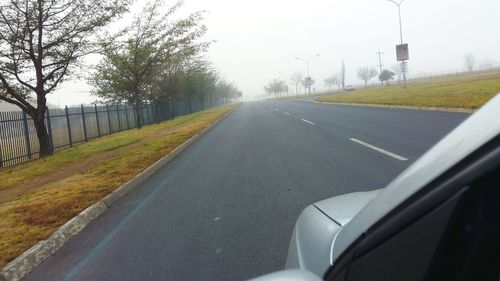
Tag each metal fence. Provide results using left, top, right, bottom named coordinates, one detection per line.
left=0, top=98, right=227, bottom=167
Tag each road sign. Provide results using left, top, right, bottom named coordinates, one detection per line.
left=396, top=44, right=409, bottom=61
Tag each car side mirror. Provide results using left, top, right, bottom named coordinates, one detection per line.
left=248, top=269, right=322, bottom=281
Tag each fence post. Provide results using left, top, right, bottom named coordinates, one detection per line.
left=22, top=111, right=32, bottom=159
left=116, top=104, right=122, bottom=131
left=81, top=105, right=88, bottom=142
left=106, top=104, right=112, bottom=134
left=0, top=113, right=4, bottom=167
left=46, top=107, right=54, bottom=152
left=94, top=104, right=101, bottom=137
left=65, top=105, right=73, bottom=147
left=125, top=105, right=130, bottom=129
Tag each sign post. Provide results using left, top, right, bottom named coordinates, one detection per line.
left=396, top=43, right=409, bottom=87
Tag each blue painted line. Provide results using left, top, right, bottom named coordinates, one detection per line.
left=62, top=133, right=215, bottom=281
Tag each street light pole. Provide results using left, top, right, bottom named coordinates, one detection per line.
left=294, top=54, right=320, bottom=78
left=387, top=0, right=407, bottom=88
left=294, top=54, right=320, bottom=94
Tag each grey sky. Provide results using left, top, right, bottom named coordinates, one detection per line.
left=50, top=0, right=500, bottom=105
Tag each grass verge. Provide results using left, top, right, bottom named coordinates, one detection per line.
left=316, top=70, right=500, bottom=109
left=0, top=104, right=237, bottom=267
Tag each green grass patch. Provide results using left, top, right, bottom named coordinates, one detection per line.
left=316, top=70, right=500, bottom=109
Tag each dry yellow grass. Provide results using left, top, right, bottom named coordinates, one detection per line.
left=0, top=105, right=237, bottom=267
left=317, top=70, right=500, bottom=109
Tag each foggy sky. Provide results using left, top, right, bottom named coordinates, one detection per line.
left=50, top=0, right=500, bottom=105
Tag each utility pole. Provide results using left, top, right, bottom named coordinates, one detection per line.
left=377, top=51, right=384, bottom=85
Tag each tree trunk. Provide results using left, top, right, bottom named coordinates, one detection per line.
left=188, top=95, right=193, bottom=114
left=170, top=98, right=176, bottom=119
left=135, top=99, right=142, bottom=129
left=154, top=102, right=160, bottom=124
left=364, top=81, right=368, bottom=88
left=32, top=109, right=52, bottom=157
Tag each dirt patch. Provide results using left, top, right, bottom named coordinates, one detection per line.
left=0, top=124, right=187, bottom=204
left=0, top=149, right=120, bottom=204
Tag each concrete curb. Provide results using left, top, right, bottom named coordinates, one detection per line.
left=314, top=101, right=475, bottom=113
left=0, top=202, right=107, bottom=281
left=0, top=109, right=235, bottom=281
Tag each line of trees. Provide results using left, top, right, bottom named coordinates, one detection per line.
left=264, top=79, right=288, bottom=99
left=91, top=1, right=240, bottom=129
left=0, top=0, right=239, bottom=156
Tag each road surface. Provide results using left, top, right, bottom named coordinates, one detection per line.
left=25, top=100, right=469, bottom=281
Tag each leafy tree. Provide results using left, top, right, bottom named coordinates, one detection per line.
left=264, top=79, right=287, bottom=100
left=181, top=59, right=217, bottom=113
left=324, top=75, right=339, bottom=90
left=216, top=79, right=239, bottom=103
left=379, top=69, right=395, bottom=86
left=0, top=0, right=130, bottom=156
left=357, top=66, right=378, bottom=88
left=92, top=0, right=209, bottom=128
left=391, top=64, right=403, bottom=84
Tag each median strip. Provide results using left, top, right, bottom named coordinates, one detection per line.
left=349, top=138, right=408, bottom=161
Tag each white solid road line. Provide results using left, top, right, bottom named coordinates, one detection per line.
left=275, top=108, right=280, bottom=111
left=349, top=138, right=408, bottom=161
left=283, top=112, right=291, bottom=116
left=301, top=119, right=316, bottom=125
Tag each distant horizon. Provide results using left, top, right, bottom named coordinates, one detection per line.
left=19, top=0, right=500, bottom=106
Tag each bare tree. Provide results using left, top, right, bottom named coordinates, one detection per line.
left=464, top=53, right=476, bottom=72
left=0, top=0, right=130, bottom=156
left=357, top=66, right=378, bottom=88
left=340, top=60, right=346, bottom=89
left=301, top=77, right=314, bottom=95
left=290, top=72, right=304, bottom=97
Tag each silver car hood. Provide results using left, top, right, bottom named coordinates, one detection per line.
left=313, top=190, right=381, bottom=226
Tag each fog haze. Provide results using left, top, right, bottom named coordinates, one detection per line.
left=50, top=0, right=500, bottom=105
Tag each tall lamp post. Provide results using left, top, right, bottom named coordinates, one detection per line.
left=294, top=54, right=320, bottom=78
left=294, top=54, right=320, bottom=94
left=387, top=0, right=407, bottom=88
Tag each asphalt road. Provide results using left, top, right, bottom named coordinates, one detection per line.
left=25, top=100, right=469, bottom=281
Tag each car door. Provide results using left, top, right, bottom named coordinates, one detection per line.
left=324, top=135, right=500, bottom=281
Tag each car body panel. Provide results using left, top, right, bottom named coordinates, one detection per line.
left=285, top=205, right=341, bottom=276
left=285, top=190, right=381, bottom=276
left=314, top=189, right=381, bottom=226
left=248, top=269, right=322, bottom=281
left=331, top=93, right=500, bottom=263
